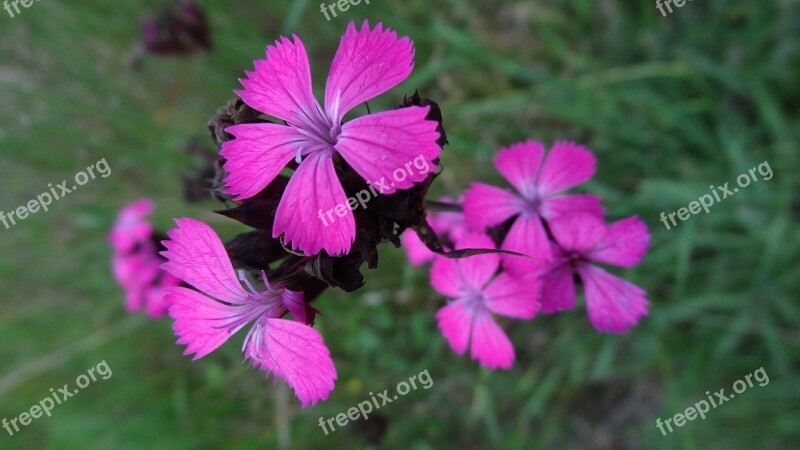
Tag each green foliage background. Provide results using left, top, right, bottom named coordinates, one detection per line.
left=1, top=0, right=797, bottom=448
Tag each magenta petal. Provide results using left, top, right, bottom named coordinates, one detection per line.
left=483, top=272, right=540, bottom=319
left=166, top=287, right=242, bottom=360
left=469, top=312, right=514, bottom=370
left=221, top=123, right=309, bottom=200
left=112, top=251, right=138, bottom=289
left=463, top=183, right=524, bottom=231
left=402, top=228, right=436, bottom=266
left=124, top=289, right=145, bottom=314
left=160, top=218, right=250, bottom=304
left=248, top=318, right=337, bottom=408
left=143, top=290, right=169, bottom=319
left=236, top=35, right=322, bottom=125
left=541, top=194, right=604, bottom=220
left=116, top=250, right=161, bottom=313
left=144, top=274, right=181, bottom=319
left=430, top=202, right=467, bottom=241
left=325, top=20, right=415, bottom=122
left=273, top=151, right=355, bottom=256
left=281, top=289, right=310, bottom=324
left=540, top=264, right=576, bottom=313
left=502, top=215, right=552, bottom=276
left=430, top=257, right=463, bottom=298
left=336, top=106, right=440, bottom=194
left=537, top=141, right=596, bottom=196
left=436, top=302, right=471, bottom=355
left=494, top=140, right=545, bottom=198
left=578, top=264, right=649, bottom=333
left=589, top=216, right=650, bottom=268
left=109, top=198, right=154, bottom=252
left=454, top=232, right=500, bottom=290
left=548, top=212, right=606, bottom=254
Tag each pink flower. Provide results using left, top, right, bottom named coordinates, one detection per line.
left=463, top=140, right=603, bottom=274
left=222, top=20, right=441, bottom=256
left=540, top=213, right=650, bottom=333
left=160, top=218, right=337, bottom=407
left=109, top=199, right=179, bottom=319
left=402, top=197, right=467, bottom=266
left=109, top=199, right=155, bottom=253
left=431, top=232, right=539, bottom=369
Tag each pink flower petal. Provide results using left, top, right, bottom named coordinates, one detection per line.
left=324, top=20, right=415, bottom=122
left=236, top=35, right=323, bottom=126
left=115, top=248, right=162, bottom=314
left=469, top=312, right=514, bottom=370
left=143, top=274, right=181, bottom=319
left=246, top=317, right=337, bottom=408
left=501, top=215, right=551, bottom=275
left=453, top=232, right=500, bottom=291
left=435, top=301, right=471, bottom=355
left=577, top=264, right=649, bottom=333
left=494, top=140, right=545, bottom=198
left=430, top=203, right=467, bottom=241
left=144, top=297, right=169, bottom=319
left=273, top=151, right=355, bottom=256
left=463, top=183, right=524, bottom=231
left=281, top=289, right=311, bottom=325
left=548, top=212, right=606, bottom=255
left=540, top=194, right=604, bottom=220
left=589, top=216, right=650, bottom=268
left=112, top=251, right=139, bottom=289
left=540, top=264, right=576, bottom=313
left=336, top=106, right=440, bottom=194
left=109, top=198, right=154, bottom=252
left=221, top=123, right=310, bottom=200
left=401, top=228, right=436, bottom=266
left=537, top=141, right=596, bottom=197
left=160, top=218, right=250, bottom=304
left=430, top=256, right=463, bottom=298
left=483, top=272, right=540, bottom=319
left=124, top=289, right=145, bottom=314
left=166, top=287, right=243, bottom=360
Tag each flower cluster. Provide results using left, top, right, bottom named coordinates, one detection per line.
left=109, top=199, right=181, bottom=318
left=150, top=20, right=445, bottom=407
left=405, top=141, right=650, bottom=368
left=109, top=20, right=649, bottom=407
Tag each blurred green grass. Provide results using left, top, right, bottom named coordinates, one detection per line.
left=1, top=0, right=798, bottom=449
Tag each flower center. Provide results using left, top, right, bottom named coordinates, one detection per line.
left=460, top=285, right=489, bottom=312
left=327, top=123, right=342, bottom=144
left=288, top=108, right=341, bottom=164
left=521, top=191, right=542, bottom=215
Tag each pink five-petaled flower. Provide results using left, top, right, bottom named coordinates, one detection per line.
left=540, top=212, right=650, bottom=333
left=463, top=140, right=603, bottom=275
left=431, top=232, right=539, bottom=369
left=222, top=20, right=441, bottom=256
left=109, top=199, right=180, bottom=318
left=159, top=218, right=337, bottom=407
